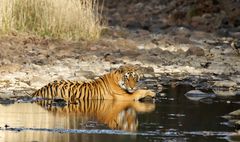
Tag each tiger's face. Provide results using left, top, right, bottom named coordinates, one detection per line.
left=117, top=65, right=140, bottom=93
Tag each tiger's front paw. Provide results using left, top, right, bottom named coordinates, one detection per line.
left=134, top=90, right=156, bottom=101
left=145, top=90, right=156, bottom=98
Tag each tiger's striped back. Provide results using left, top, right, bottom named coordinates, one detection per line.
left=32, top=64, right=156, bottom=101
left=32, top=76, right=111, bottom=101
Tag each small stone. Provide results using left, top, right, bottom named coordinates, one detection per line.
left=185, top=46, right=205, bottom=56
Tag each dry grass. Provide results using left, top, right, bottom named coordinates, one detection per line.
left=0, top=0, right=104, bottom=41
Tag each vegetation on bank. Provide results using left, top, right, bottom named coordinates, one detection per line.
left=0, top=0, right=104, bottom=41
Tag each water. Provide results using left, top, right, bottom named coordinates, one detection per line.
left=0, top=85, right=239, bottom=142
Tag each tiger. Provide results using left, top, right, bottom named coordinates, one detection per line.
left=32, top=64, right=156, bottom=101
left=36, top=99, right=155, bottom=132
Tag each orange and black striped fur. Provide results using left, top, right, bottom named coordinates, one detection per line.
left=32, top=64, right=156, bottom=101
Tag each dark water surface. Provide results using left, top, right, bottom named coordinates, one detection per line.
left=0, top=85, right=239, bottom=142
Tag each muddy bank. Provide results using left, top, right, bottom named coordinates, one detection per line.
left=0, top=27, right=240, bottom=98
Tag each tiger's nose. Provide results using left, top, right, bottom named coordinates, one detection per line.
left=127, top=87, right=136, bottom=93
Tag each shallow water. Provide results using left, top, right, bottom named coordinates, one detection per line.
left=0, top=85, right=239, bottom=142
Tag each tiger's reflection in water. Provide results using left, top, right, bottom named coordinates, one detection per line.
left=37, top=99, right=155, bottom=132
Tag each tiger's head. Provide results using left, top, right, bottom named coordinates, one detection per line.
left=116, top=64, right=141, bottom=93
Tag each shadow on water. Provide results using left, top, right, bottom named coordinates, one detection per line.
left=0, top=84, right=239, bottom=142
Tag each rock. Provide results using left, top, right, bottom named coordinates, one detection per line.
left=140, top=66, right=154, bottom=75
left=234, top=17, right=240, bottom=27
left=191, top=16, right=204, bottom=27
left=30, top=76, right=48, bottom=88
left=143, top=74, right=154, bottom=78
left=184, top=90, right=216, bottom=101
left=148, top=24, right=163, bottom=33
left=207, top=62, right=236, bottom=75
left=213, top=80, right=237, bottom=88
left=16, top=96, right=34, bottom=103
left=220, top=17, right=231, bottom=28
left=0, top=90, right=15, bottom=98
left=0, top=61, right=22, bottom=71
left=108, top=19, right=121, bottom=26
left=222, top=109, right=240, bottom=127
left=137, top=42, right=157, bottom=50
left=225, top=133, right=240, bottom=142
left=231, top=39, right=240, bottom=50
left=230, top=32, right=240, bottom=38
left=148, top=23, right=169, bottom=33
left=213, top=89, right=238, bottom=97
left=200, top=62, right=211, bottom=68
left=126, top=21, right=142, bottom=30
left=134, top=2, right=144, bottom=9
left=185, top=46, right=205, bottom=56
left=0, top=59, right=12, bottom=65
left=212, top=80, right=238, bottom=97
left=230, top=75, right=240, bottom=84
left=229, top=109, right=240, bottom=116
left=0, top=98, right=15, bottom=105
left=217, top=28, right=230, bottom=37
left=115, top=38, right=138, bottom=49
left=223, top=47, right=237, bottom=55
left=74, top=70, right=96, bottom=80
left=173, top=26, right=192, bottom=37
